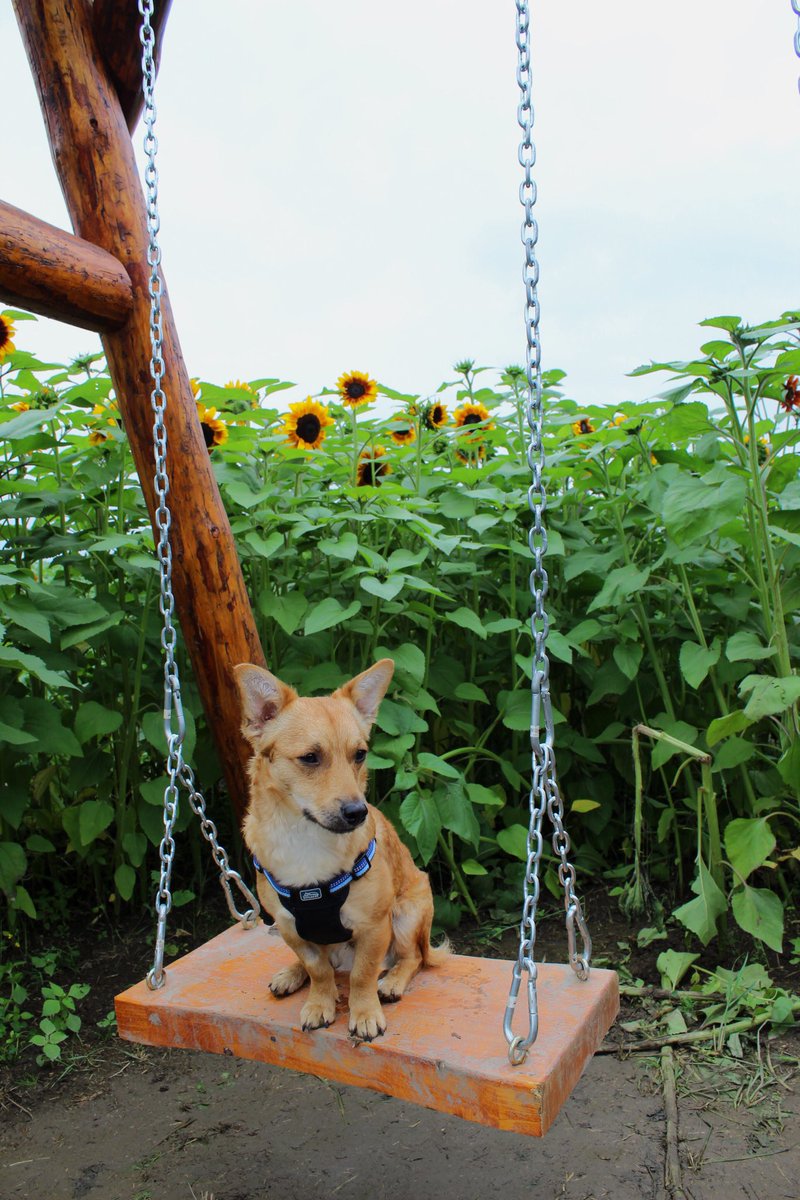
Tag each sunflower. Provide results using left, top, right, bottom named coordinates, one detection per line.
left=281, top=398, right=334, bottom=450
left=455, top=444, right=487, bottom=467
left=93, top=400, right=120, bottom=428
left=0, top=314, right=16, bottom=363
left=780, top=375, right=800, bottom=415
left=196, top=401, right=229, bottom=449
left=611, top=413, right=627, bottom=427
left=571, top=418, right=595, bottom=436
left=89, top=430, right=108, bottom=446
left=423, top=400, right=448, bottom=430
left=189, top=378, right=201, bottom=399
left=337, top=370, right=377, bottom=409
left=744, top=434, right=770, bottom=464
left=454, top=401, right=493, bottom=431
left=11, top=401, right=30, bottom=413
left=389, top=420, right=416, bottom=446
left=356, top=445, right=392, bottom=487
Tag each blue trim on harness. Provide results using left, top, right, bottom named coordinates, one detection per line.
left=252, top=837, right=376, bottom=898
left=252, top=839, right=376, bottom=944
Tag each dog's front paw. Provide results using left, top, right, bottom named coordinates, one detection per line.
left=300, top=997, right=336, bottom=1031
left=348, top=1001, right=386, bottom=1042
left=270, top=962, right=309, bottom=998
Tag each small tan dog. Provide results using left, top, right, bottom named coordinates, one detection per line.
left=234, top=657, right=447, bottom=1041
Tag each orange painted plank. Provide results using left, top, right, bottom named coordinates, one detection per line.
left=115, top=924, right=618, bottom=1137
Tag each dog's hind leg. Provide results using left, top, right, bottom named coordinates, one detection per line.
left=378, top=874, right=437, bottom=1003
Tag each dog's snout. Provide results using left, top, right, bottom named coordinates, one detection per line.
left=340, top=800, right=368, bottom=828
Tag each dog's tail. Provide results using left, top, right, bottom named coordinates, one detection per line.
left=421, top=932, right=451, bottom=968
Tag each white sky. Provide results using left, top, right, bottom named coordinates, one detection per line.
left=4, top=2, right=799, bottom=407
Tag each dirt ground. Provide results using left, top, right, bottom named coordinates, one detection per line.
left=1, top=901, right=798, bottom=1200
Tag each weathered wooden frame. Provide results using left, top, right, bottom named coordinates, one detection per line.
left=3, top=0, right=265, bottom=822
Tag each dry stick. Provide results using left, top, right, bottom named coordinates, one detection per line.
left=661, top=1046, right=686, bottom=1200
left=597, top=1012, right=771, bottom=1055
left=620, top=984, right=725, bottom=1002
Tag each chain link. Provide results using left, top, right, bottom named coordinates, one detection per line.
left=504, top=0, right=591, bottom=1066
left=138, top=0, right=259, bottom=992
left=793, top=0, right=800, bottom=93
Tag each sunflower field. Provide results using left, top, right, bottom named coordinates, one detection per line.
left=1, top=307, right=799, bottom=964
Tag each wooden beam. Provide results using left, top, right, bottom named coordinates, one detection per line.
left=0, top=200, right=133, bottom=332
left=14, top=0, right=266, bottom=824
left=92, top=0, right=174, bottom=132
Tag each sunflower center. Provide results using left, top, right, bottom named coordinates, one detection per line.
left=201, top=422, right=214, bottom=448
left=433, top=406, right=443, bottom=422
left=296, top=413, right=321, bottom=443
left=346, top=381, right=366, bottom=400
left=463, top=413, right=482, bottom=425
left=0, top=324, right=9, bottom=350
left=579, top=419, right=592, bottom=434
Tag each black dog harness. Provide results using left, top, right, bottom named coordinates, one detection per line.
left=252, top=839, right=376, bottom=945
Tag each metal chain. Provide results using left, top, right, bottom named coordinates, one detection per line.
left=139, top=0, right=259, bottom=992
left=503, top=0, right=591, bottom=1067
left=793, top=0, right=800, bottom=93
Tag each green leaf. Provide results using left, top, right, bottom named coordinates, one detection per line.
left=498, top=689, right=531, bottom=732
left=122, top=831, right=148, bottom=867
left=731, top=885, right=783, bottom=952
left=0, top=645, right=77, bottom=690
left=399, top=791, right=440, bottom=864
left=777, top=740, right=800, bottom=792
left=587, top=565, right=650, bottom=613
left=435, top=782, right=480, bottom=847
left=613, top=642, right=643, bottom=681
left=725, top=632, right=776, bottom=663
left=0, top=842, right=27, bottom=895
left=724, top=818, right=776, bottom=881
left=360, top=574, right=405, bottom=601
left=571, top=799, right=601, bottom=813
left=260, top=591, right=308, bottom=635
left=739, top=674, right=800, bottom=720
left=706, top=710, right=751, bottom=746
left=496, top=824, right=529, bottom=861
left=244, top=530, right=283, bottom=559
left=114, top=864, right=136, bottom=902
left=19, top=699, right=83, bottom=757
left=0, top=403, right=63, bottom=439
left=656, top=949, right=699, bottom=991
left=60, top=611, right=123, bottom=650
left=74, top=701, right=123, bottom=744
left=712, top=737, right=754, bottom=771
left=417, top=752, right=460, bottom=779
left=376, top=642, right=425, bottom=684
left=651, top=721, right=698, bottom=769
left=461, top=859, right=488, bottom=876
left=2, top=599, right=51, bottom=643
left=304, top=597, right=361, bottom=635
left=375, top=700, right=427, bottom=737
left=77, top=800, right=114, bottom=847
left=26, top=834, right=55, bottom=853
left=466, top=783, right=505, bottom=808
left=679, top=640, right=720, bottom=689
left=673, top=859, right=726, bottom=945
left=699, top=315, right=741, bottom=333
left=14, top=884, right=36, bottom=919
left=454, top=682, right=489, bottom=703
left=445, top=606, right=487, bottom=639
left=660, top=470, right=747, bottom=546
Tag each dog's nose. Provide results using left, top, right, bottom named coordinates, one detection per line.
left=339, top=800, right=367, bottom=828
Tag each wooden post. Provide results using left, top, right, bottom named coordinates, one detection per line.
left=92, top=0, right=174, bottom=132
left=0, top=200, right=133, bottom=332
left=12, top=0, right=265, bottom=824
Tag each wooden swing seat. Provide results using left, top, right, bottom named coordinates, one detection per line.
left=115, top=922, right=619, bottom=1137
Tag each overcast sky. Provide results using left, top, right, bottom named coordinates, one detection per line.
left=4, top=2, right=799, bottom=408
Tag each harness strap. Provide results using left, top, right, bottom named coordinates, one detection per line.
left=252, top=838, right=376, bottom=945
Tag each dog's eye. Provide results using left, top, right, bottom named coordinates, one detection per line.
left=298, top=752, right=320, bottom=766
left=354, top=748, right=367, bottom=764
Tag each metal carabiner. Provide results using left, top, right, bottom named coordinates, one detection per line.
left=163, top=670, right=185, bottom=747
left=566, top=902, right=592, bottom=981
left=503, top=955, right=539, bottom=1065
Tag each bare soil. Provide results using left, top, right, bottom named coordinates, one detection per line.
left=1, top=894, right=798, bottom=1200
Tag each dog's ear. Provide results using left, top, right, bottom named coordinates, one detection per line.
left=234, top=664, right=297, bottom=744
left=336, top=658, right=394, bottom=730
